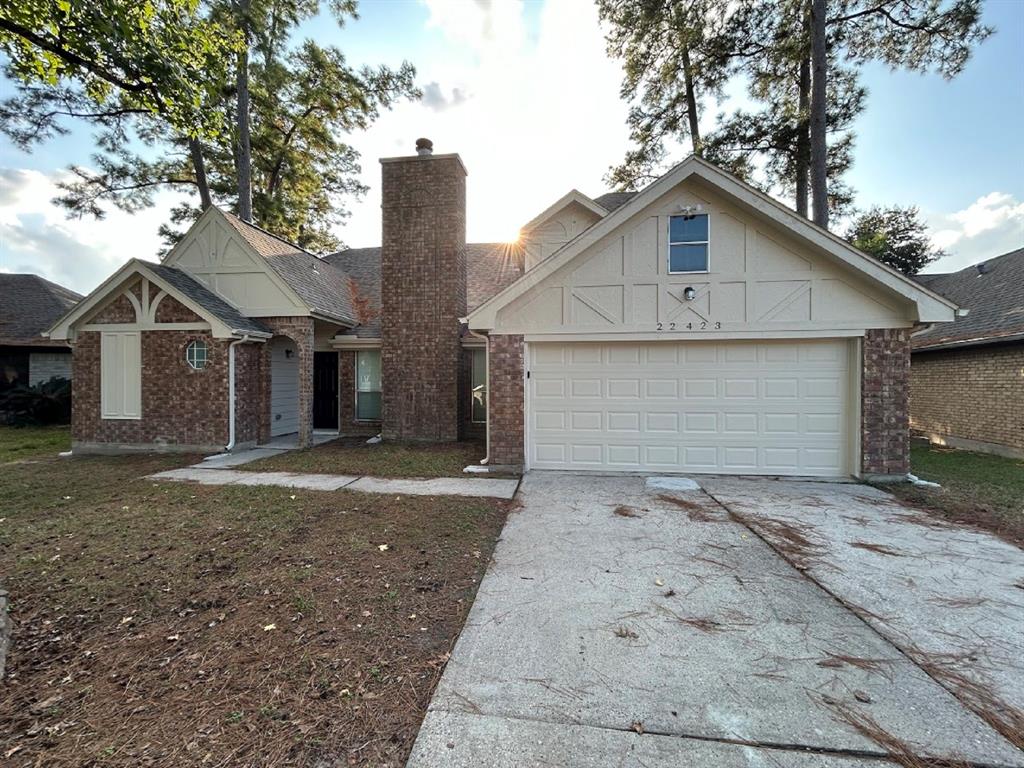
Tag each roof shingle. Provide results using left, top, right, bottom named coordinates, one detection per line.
left=912, top=247, right=1024, bottom=350
left=0, top=274, right=82, bottom=346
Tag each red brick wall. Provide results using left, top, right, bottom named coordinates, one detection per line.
left=234, top=343, right=262, bottom=445
left=861, top=328, right=911, bottom=476
left=910, top=343, right=1024, bottom=453
left=337, top=349, right=382, bottom=435
left=73, top=330, right=236, bottom=449
left=90, top=293, right=137, bottom=323
left=488, top=334, right=524, bottom=466
left=380, top=153, right=466, bottom=442
left=258, top=317, right=314, bottom=446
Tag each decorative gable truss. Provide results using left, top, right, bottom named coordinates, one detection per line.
left=470, top=157, right=957, bottom=335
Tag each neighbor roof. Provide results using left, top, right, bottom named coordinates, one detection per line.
left=912, top=247, right=1024, bottom=351
left=324, top=243, right=525, bottom=338
left=146, top=264, right=270, bottom=336
left=592, top=191, right=639, bottom=213
left=221, top=211, right=356, bottom=324
left=0, top=273, right=82, bottom=347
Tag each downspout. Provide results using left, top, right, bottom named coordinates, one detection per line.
left=467, top=328, right=490, bottom=465
left=225, top=335, right=252, bottom=452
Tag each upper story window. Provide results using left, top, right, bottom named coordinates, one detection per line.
left=186, top=340, right=208, bottom=370
left=668, top=213, right=709, bottom=273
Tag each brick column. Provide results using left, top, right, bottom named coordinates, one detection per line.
left=488, top=334, right=524, bottom=468
left=861, top=328, right=911, bottom=477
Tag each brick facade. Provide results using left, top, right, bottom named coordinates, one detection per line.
left=379, top=152, right=467, bottom=442
left=259, top=317, right=314, bottom=447
left=910, top=342, right=1024, bottom=455
left=487, top=334, right=524, bottom=467
left=861, top=328, right=911, bottom=477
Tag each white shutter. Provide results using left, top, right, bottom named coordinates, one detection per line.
left=101, top=332, right=142, bottom=419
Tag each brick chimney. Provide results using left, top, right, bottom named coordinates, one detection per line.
left=380, top=139, right=467, bottom=441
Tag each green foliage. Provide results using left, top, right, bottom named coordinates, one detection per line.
left=0, top=0, right=239, bottom=139
left=846, top=205, right=945, bottom=275
left=1, top=0, right=418, bottom=251
left=0, top=377, right=72, bottom=427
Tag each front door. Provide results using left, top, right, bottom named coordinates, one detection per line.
left=313, top=351, right=339, bottom=430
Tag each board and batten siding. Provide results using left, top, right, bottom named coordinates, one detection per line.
left=494, top=180, right=914, bottom=337
left=100, top=332, right=141, bottom=419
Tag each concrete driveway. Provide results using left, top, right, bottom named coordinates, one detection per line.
left=407, top=473, right=1024, bottom=767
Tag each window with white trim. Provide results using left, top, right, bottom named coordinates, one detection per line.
left=470, top=347, right=487, bottom=423
left=668, top=213, right=709, bottom=273
left=186, top=340, right=208, bottom=370
left=355, top=349, right=381, bottom=421
left=100, top=332, right=141, bottom=419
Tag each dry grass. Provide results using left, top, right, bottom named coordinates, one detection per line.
left=825, top=700, right=971, bottom=767
left=0, top=449, right=509, bottom=767
left=849, top=541, right=905, bottom=557
left=243, top=437, right=491, bottom=479
left=728, top=512, right=823, bottom=569
left=909, top=650, right=1024, bottom=751
left=816, top=653, right=894, bottom=680
left=612, top=505, right=642, bottom=518
left=656, top=494, right=722, bottom=523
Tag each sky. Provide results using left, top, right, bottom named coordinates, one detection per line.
left=0, top=0, right=1021, bottom=295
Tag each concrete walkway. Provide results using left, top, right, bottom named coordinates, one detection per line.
left=407, top=473, right=1023, bottom=767
left=148, top=466, right=519, bottom=499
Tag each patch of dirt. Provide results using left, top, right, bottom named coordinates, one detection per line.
left=612, top=505, right=643, bottom=518
left=0, top=453, right=509, bottom=767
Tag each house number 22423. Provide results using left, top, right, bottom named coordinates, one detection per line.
left=656, top=321, right=721, bottom=330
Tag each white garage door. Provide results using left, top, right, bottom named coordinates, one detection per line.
left=527, top=340, right=853, bottom=477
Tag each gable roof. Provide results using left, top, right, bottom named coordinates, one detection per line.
left=520, top=190, right=607, bottom=233
left=592, top=191, right=639, bottom=213
left=219, top=211, right=355, bottom=324
left=0, top=273, right=82, bottom=347
left=468, top=155, right=958, bottom=329
left=47, top=259, right=270, bottom=340
left=324, top=243, right=525, bottom=338
left=911, top=247, right=1024, bottom=351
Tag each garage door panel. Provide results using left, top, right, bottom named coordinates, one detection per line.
left=527, top=340, right=852, bottom=477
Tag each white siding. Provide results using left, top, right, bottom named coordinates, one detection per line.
left=270, top=338, right=299, bottom=436
left=100, top=332, right=141, bottom=419
left=29, top=352, right=72, bottom=385
left=527, top=339, right=853, bottom=477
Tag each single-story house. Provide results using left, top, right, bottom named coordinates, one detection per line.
left=47, top=141, right=956, bottom=478
left=0, top=273, right=82, bottom=391
left=910, top=247, right=1023, bottom=458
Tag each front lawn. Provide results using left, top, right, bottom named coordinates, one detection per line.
left=245, top=437, right=489, bottom=478
left=886, top=442, right=1024, bottom=547
left=0, top=424, right=70, bottom=463
left=0, top=442, right=509, bottom=766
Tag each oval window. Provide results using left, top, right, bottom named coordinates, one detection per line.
left=186, top=340, right=208, bottom=370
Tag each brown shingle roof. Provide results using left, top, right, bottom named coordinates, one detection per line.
left=592, top=191, right=639, bottom=213
left=0, top=274, right=82, bottom=347
left=912, top=247, right=1024, bottom=351
left=323, top=243, right=525, bottom=338
left=221, top=211, right=356, bottom=324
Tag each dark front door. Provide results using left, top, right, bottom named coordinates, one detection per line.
left=313, top=351, right=339, bottom=430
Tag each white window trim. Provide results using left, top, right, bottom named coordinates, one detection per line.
left=100, top=331, right=142, bottom=420
left=186, top=340, right=209, bottom=370
left=354, top=349, right=382, bottom=422
left=470, top=347, right=487, bottom=424
left=667, top=212, right=710, bottom=275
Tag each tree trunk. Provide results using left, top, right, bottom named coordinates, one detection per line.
left=189, top=137, right=213, bottom=210
left=810, top=0, right=828, bottom=228
left=795, top=6, right=811, bottom=218
left=681, top=46, right=702, bottom=157
left=235, top=0, right=253, bottom=222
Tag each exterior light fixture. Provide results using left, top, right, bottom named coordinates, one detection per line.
left=684, top=286, right=696, bottom=301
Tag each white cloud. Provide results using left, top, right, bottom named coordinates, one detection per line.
left=926, top=191, right=1024, bottom=272
left=337, top=0, right=630, bottom=245
left=0, top=168, right=181, bottom=294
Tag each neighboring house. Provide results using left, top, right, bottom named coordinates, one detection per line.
left=48, top=141, right=955, bottom=478
left=910, top=248, right=1024, bottom=458
left=0, top=274, right=82, bottom=391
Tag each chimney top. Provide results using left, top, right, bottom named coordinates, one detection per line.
left=415, top=137, right=433, bottom=156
